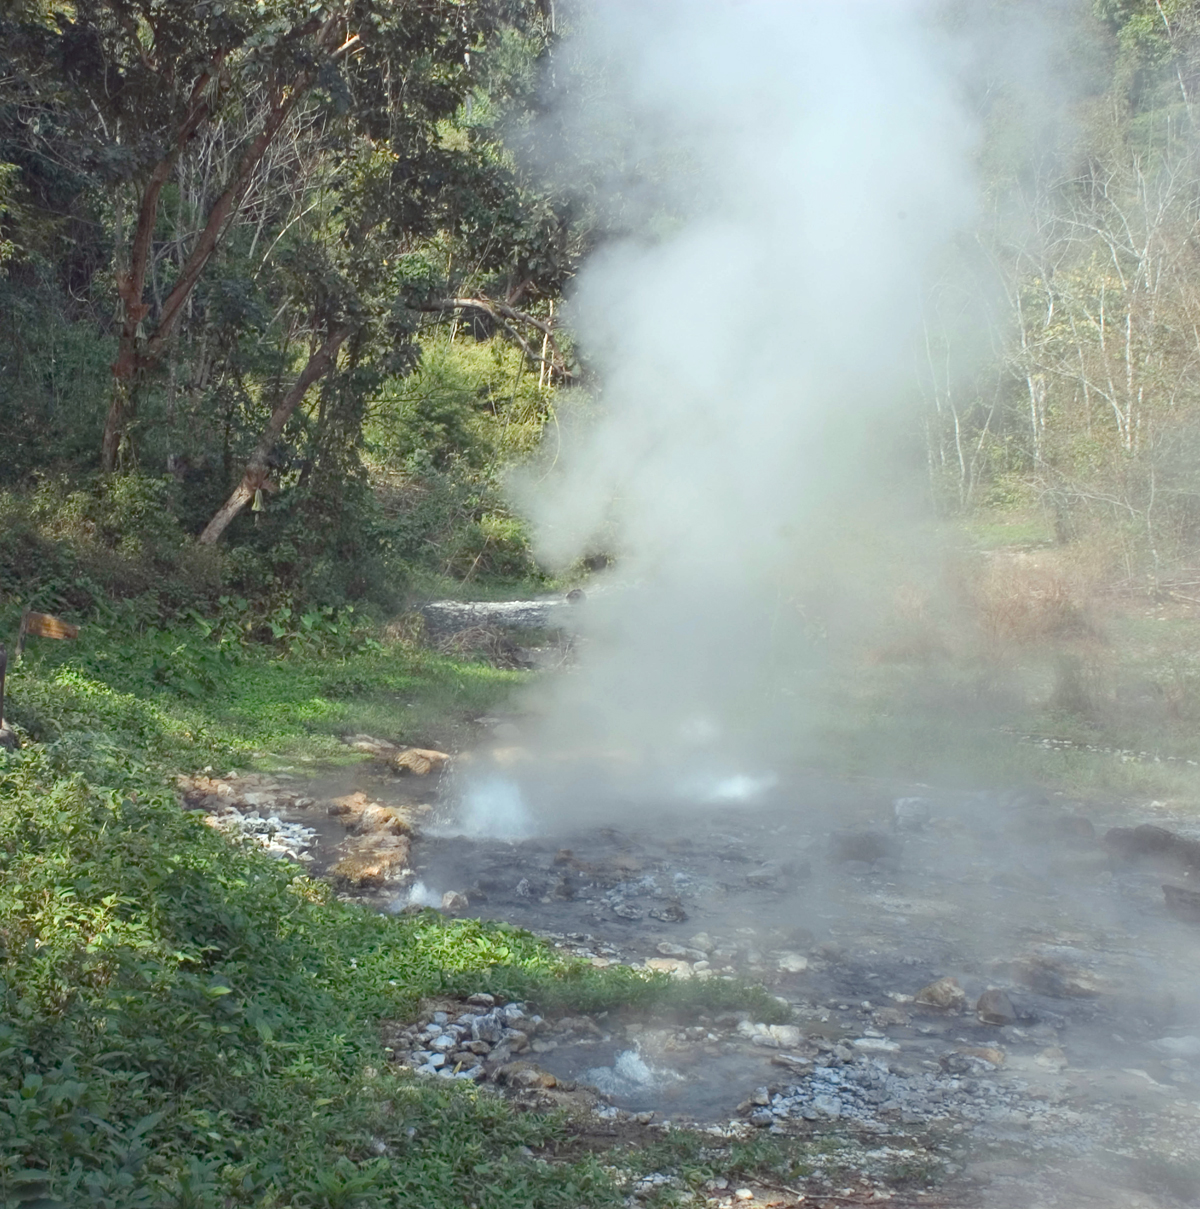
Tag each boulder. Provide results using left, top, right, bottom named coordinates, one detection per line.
left=329, top=835, right=410, bottom=888
left=830, top=830, right=897, bottom=864
left=976, top=988, right=1018, bottom=1026
left=913, top=976, right=967, bottom=1011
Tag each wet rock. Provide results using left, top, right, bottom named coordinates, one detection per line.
left=1150, top=1035, right=1200, bottom=1059
left=557, top=1016, right=603, bottom=1037
left=467, top=992, right=495, bottom=1007
left=390, top=747, right=451, bottom=776
left=472, top=1012, right=505, bottom=1044
left=872, top=1006, right=910, bottom=1028
left=648, top=899, right=688, bottom=923
left=613, top=902, right=643, bottom=920
left=770, top=1053, right=814, bottom=1075
left=1035, top=1046, right=1068, bottom=1070
left=830, top=830, right=897, bottom=864
left=344, top=734, right=400, bottom=758
left=852, top=1036, right=900, bottom=1054
left=688, top=932, right=715, bottom=952
left=776, top=951, right=809, bottom=974
left=976, top=988, right=1018, bottom=1026
left=329, top=790, right=371, bottom=818
left=352, top=804, right=413, bottom=837
left=736, top=1021, right=801, bottom=1048
left=1163, top=882, right=1200, bottom=924
left=748, top=1109, right=774, bottom=1126
left=329, top=834, right=410, bottom=888
left=954, top=1045, right=1006, bottom=1068
left=893, top=797, right=932, bottom=831
left=913, top=977, right=967, bottom=1011
left=441, top=890, right=469, bottom=913
left=1012, top=953, right=1101, bottom=999
left=497, top=1063, right=557, bottom=1089
left=1105, top=823, right=1200, bottom=870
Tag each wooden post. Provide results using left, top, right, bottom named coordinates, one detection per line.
left=0, top=642, right=13, bottom=750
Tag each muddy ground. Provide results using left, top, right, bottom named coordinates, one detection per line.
left=180, top=746, right=1200, bottom=1209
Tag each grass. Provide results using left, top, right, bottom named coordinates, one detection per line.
left=6, top=622, right=526, bottom=766
left=0, top=623, right=792, bottom=1208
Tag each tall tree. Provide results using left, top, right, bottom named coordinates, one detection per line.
left=1, top=0, right=541, bottom=472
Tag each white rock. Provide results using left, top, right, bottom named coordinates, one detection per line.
left=768, top=1025, right=802, bottom=1047
left=776, top=952, right=809, bottom=974
left=853, top=1036, right=900, bottom=1053
left=1151, top=1036, right=1200, bottom=1059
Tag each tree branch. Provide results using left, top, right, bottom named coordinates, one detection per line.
left=198, top=325, right=352, bottom=545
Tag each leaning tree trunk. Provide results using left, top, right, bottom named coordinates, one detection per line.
left=198, top=327, right=350, bottom=545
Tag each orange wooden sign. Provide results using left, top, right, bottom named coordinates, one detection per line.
left=23, top=611, right=79, bottom=640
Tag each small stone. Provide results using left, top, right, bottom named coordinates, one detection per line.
left=656, top=942, right=690, bottom=958
left=913, top=977, right=967, bottom=1011
left=957, top=1045, right=1006, bottom=1067
left=467, top=992, right=496, bottom=1007
left=852, top=1036, right=900, bottom=1053
left=734, top=1190, right=755, bottom=1201
left=648, top=899, right=688, bottom=923
left=633, top=1111, right=655, bottom=1124
left=688, top=933, right=715, bottom=953
left=645, top=957, right=691, bottom=977
left=1035, top=1046, right=1068, bottom=1070
left=976, top=988, right=1018, bottom=1026
left=749, top=1110, right=774, bottom=1126
left=441, top=890, right=469, bottom=913
left=613, top=902, right=643, bottom=920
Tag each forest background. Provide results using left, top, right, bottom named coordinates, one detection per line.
left=0, top=0, right=1197, bottom=628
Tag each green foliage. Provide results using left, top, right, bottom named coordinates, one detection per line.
left=0, top=635, right=777, bottom=1208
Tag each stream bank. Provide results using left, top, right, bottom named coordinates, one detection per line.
left=179, top=738, right=1200, bottom=1209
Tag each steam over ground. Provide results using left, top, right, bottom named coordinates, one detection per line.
left=515, top=0, right=977, bottom=789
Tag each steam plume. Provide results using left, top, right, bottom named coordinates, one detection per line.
left=518, top=0, right=978, bottom=791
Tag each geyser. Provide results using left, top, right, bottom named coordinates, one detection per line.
left=514, top=0, right=977, bottom=784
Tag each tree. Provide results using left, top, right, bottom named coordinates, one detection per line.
left=1, top=0, right=545, bottom=475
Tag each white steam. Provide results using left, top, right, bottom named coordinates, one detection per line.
left=520, top=0, right=977, bottom=775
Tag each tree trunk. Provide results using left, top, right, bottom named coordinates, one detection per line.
left=99, top=14, right=347, bottom=472
left=198, top=327, right=350, bottom=545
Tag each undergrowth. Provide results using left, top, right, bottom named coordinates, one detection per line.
left=0, top=630, right=781, bottom=1208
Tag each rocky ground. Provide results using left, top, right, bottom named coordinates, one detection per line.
left=178, top=744, right=1200, bottom=1209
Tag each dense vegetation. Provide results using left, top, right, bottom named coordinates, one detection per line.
left=0, top=0, right=585, bottom=618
